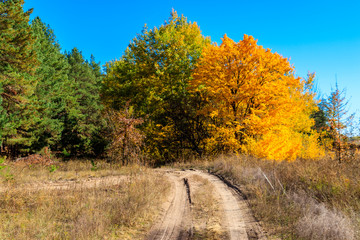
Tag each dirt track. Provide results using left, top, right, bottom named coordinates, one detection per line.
left=146, top=171, right=193, bottom=240
left=146, top=169, right=266, bottom=240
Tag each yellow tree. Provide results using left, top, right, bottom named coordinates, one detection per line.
left=102, top=11, right=210, bottom=162
left=191, top=35, right=323, bottom=161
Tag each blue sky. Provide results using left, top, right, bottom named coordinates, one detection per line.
left=24, top=0, right=360, bottom=113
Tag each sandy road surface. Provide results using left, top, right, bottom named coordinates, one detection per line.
left=146, top=171, right=193, bottom=240
left=146, top=170, right=265, bottom=240
left=193, top=171, right=266, bottom=240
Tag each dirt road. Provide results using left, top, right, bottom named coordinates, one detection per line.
left=146, top=169, right=265, bottom=240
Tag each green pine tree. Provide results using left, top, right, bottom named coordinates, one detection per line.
left=62, top=48, right=104, bottom=156
left=30, top=17, right=71, bottom=152
left=0, top=0, right=38, bottom=158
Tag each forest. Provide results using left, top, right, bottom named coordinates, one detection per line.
left=0, top=1, right=353, bottom=164
left=1, top=1, right=359, bottom=239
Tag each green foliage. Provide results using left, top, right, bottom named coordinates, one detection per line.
left=61, top=48, right=105, bottom=156
left=48, top=164, right=58, bottom=173
left=103, top=11, right=210, bottom=162
left=0, top=156, right=13, bottom=181
left=0, top=156, right=6, bottom=170
left=0, top=0, right=38, bottom=158
left=312, top=107, right=328, bottom=132
left=62, top=148, right=71, bottom=158
left=90, top=159, right=98, bottom=171
left=0, top=0, right=37, bottom=74
left=0, top=2, right=106, bottom=159
left=30, top=17, right=71, bottom=152
left=30, top=18, right=106, bottom=157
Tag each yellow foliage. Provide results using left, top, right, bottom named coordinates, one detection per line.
left=191, top=34, right=323, bottom=161
left=244, top=128, right=325, bottom=161
left=244, top=127, right=302, bottom=161
left=300, top=131, right=326, bottom=159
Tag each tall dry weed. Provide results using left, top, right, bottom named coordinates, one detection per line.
left=207, top=154, right=359, bottom=239
left=296, top=200, right=355, bottom=240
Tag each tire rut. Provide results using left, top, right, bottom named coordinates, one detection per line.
left=147, top=170, right=266, bottom=240
left=146, top=171, right=192, bottom=240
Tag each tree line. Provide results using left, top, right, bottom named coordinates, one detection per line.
left=1, top=1, right=352, bottom=163
left=1, top=0, right=105, bottom=158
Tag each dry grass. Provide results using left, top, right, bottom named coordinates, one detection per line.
left=189, top=174, right=229, bottom=239
left=296, top=198, right=355, bottom=240
left=0, top=159, right=137, bottom=186
left=0, top=161, right=170, bottom=240
left=202, top=154, right=360, bottom=239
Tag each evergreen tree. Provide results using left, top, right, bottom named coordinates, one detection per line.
left=0, top=0, right=38, bottom=157
left=89, top=54, right=103, bottom=80
left=321, top=84, right=353, bottom=162
left=30, top=17, right=71, bottom=151
left=62, top=48, right=103, bottom=156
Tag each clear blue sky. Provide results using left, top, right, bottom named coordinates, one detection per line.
left=24, top=0, right=360, bottom=114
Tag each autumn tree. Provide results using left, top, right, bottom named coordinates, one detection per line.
left=0, top=0, right=38, bottom=157
left=105, top=105, right=144, bottom=165
left=103, top=11, right=210, bottom=162
left=191, top=35, right=323, bottom=161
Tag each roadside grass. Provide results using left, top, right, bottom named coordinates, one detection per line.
left=189, top=174, right=229, bottom=239
left=0, top=161, right=170, bottom=239
left=204, top=154, right=359, bottom=240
